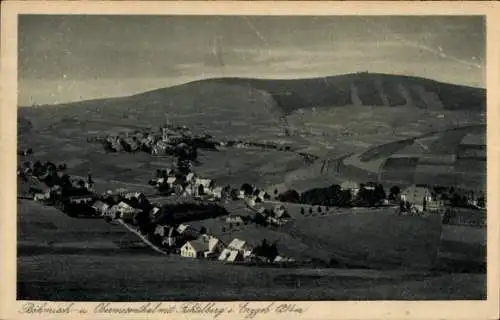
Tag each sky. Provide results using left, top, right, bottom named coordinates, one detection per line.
left=18, top=15, right=485, bottom=106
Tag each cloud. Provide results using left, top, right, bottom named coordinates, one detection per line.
left=18, top=15, right=485, bottom=105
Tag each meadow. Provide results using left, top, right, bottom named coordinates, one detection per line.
left=18, top=200, right=485, bottom=301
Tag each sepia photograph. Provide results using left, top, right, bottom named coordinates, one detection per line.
left=15, top=13, right=488, bottom=301
left=2, top=2, right=499, bottom=319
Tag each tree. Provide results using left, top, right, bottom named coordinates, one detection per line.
left=198, top=184, right=205, bottom=196
left=277, top=189, right=300, bottom=203
left=268, top=242, right=279, bottom=261
left=77, top=179, right=85, bottom=188
left=241, top=183, right=254, bottom=196
left=389, top=186, right=400, bottom=200
left=230, top=188, right=239, bottom=200
left=374, top=184, right=386, bottom=203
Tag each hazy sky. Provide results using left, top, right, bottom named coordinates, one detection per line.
left=18, top=15, right=485, bottom=106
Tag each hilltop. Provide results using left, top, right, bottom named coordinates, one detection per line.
left=19, top=73, right=485, bottom=125
left=138, top=72, right=486, bottom=114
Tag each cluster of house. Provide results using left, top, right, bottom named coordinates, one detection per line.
left=152, top=222, right=294, bottom=264
left=149, top=169, right=224, bottom=201
left=252, top=205, right=291, bottom=227
left=400, top=185, right=486, bottom=214
left=101, top=124, right=218, bottom=158
left=340, top=180, right=486, bottom=214
left=18, top=161, right=95, bottom=208
left=92, top=190, right=149, bottom=222
left=101, top=125, right=188, bottom=153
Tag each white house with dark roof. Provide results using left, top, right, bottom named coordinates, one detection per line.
left=218, top=248, right=243, bottom=262
left=185, top=172, right=195, bottom=182
left=341, top=180, right=360, bottom=197
left=227, top=238, right=253, bottom=258
left=180, top=239, right=208, bottom=258
left=401, top=185, right=443, bottom=213
left=226, top=215, right=245, bottom=225
left=200, top=234, right=224, bottom=258
left=92, top=201, right=110, bottom=215
left=166, top=177, right=177, bottom=185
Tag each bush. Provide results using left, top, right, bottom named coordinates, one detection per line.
left=277, top=189, right=300, bottom=203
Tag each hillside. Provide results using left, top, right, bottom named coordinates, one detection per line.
left=184, top=73, right=486, bottom=114
left=19, top=73, right=485, bottom=126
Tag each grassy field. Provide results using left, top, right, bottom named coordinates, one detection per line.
left=17, top=200, right=150, bottom=255
left=17, top=200, right=485, bottom=301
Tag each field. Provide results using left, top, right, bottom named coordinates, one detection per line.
left=18, top=200, right=486, bottom=301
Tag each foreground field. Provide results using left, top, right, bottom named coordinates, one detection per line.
left=18, top=253, right=486, bottom=301
left=17, top=200, right=486, bottom=301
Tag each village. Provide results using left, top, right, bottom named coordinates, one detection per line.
left=17, top=119, right=487, bottom=267
left=86, top=122, right=319, bottom=164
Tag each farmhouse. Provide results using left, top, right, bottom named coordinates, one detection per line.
left=218, top=248, right=243, bottom=262
left=246, top=197, right=256, bottom=207
left=149, top=206, right=161, bottom=218
left=180, top=239, right=208, bottom=258
left=33, top=191, right=51, bottom=202
left=227, top=238, right=252, bottom=257
left=273, top=205, right=290, bottom=219
left=200, top=234, right=225, bottom=258
left=196, top=178, right=213, bottom=189
left=92, top=201, right=110, bottom=215
left=154, top=225, right=169, bottom=237
left=110, top=201, right=142, bottom=221
left=185, top=172, right=195, bottom=182
left=211, top=186, right=223, bottom=200
left=177, top=224, right=199, bottom=239
left=152, top=141, right=171, bottom=155
left=226, top=215, right=245, bottom=225
left=161, top=226, right=180, bottom=247
left=401, top=185, right=443, bottom=213
left=68, top=194, right=94, bottom=205
left=267, top=216, right=287, bottom=227
left=255, top=190, right=267, bottom=202
left=124, top=192, right=145, bottom=200
left=237, top=190, right=245, bottom=199
left=341, top=180, right=360, bottom=197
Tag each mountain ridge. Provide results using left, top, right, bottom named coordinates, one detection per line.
left=20, top=73, right=485, bottom=114
left=130, top=72, right=486, bottom=114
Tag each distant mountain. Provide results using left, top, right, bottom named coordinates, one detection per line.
left=133, top=72, right=485, bottom=115
left=208, top=73, right=486, bottom=114
left=18, top=73, right=485, bottom=133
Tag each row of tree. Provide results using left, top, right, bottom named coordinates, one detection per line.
left=275, top=183, right=389, bottom=207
